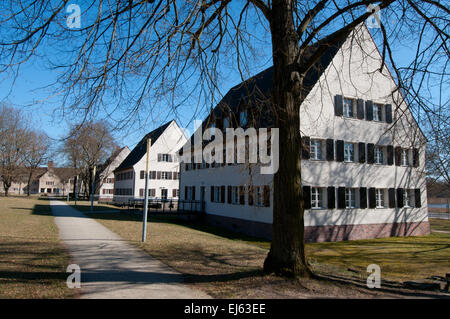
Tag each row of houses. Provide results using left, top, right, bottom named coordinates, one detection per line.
left=101, top=25, right=430, bottom=242
left=2, top=25, right=430, bottom=243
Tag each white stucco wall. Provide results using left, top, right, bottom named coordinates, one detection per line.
left=180, top=25, right=429, bottom=228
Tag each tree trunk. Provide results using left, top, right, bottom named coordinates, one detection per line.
left=27, top=170, right=33, bottom=196
left=263, top=0, right=312, bottom=278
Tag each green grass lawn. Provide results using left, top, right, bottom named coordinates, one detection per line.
left=86, top=212, right=450, bottom=298
left=429, top=218, right=450, bottom=233
left=0, top=197, right=75, bottom=298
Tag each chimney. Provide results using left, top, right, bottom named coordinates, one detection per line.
left=48, top=161, right=54, bottom=170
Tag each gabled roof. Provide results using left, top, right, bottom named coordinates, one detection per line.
left=98, top=146, right=130, bottom=174
left=182, top=34, right=348, bottom=149
left=114, top=120, right=174, bottom=172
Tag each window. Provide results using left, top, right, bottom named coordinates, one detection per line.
left=344, top=143, right=355, bottom=162
left=255, top=186, right=263, bottom=206
left=240, top=110, right=248, bottom=127
left=310, top=139, right=323, bottom=160
left=158, top=154, right=172, bottom=162
left=401, top=149, right=409, bottom=166
left=374, top=146, right=384, bottom=164
left=343, top=98, right=354, bottom=118
left=404, top=189, right=414, bottom=207
left=161, top=171, right=169, bottom=179
left=311, top=187, right=323, bottom=209
left=231, top=186, right=239, bottom=204
left=345, top=188, right=356, bottom=208
left=375, top=189, right=385, bottom=208
left=373, top=104, right=383, bottom=121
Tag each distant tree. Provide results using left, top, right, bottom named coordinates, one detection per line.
left=0, top=104, right=29, bottom=196
left=62, top=121, right=118, bottom=198
left=425, top=112, right=449, bottom=186
left=24, top=131, right=51, bottom=196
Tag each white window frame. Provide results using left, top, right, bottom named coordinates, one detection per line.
left=343, top=98, right=354, bottom=118
left=310, top=139, right=323, bottom=160
left=375, top=189, right=385, bottom=208
left=311, top=187, right=323, bottom=209
left=344, top=143, right=355, bottom=162
left=345, top=188, right=356, bottom=208
left=374, top=146, right=384, bottom=164
left=404, top=189, right=413, bottom=208
left=401, top=149, right=409, bottom=166
left=373, top=103, right=383, bottom=122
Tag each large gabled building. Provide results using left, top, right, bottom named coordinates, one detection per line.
left=113, top=120, right=187, bottom=204
left=178, top=25, right=430, bottom=242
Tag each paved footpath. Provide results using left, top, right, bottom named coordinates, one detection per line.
left=50, top=200, right=210, bottom=299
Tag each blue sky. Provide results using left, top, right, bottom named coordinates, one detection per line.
left=0, top=3, right=446, bottom=165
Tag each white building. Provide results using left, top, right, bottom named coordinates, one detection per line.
left=97, top=146, right=131, bottom=202
left=113, top=120, right=187, bottom=204
left=179, top=25, right=430, bottom=242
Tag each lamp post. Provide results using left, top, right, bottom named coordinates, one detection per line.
left=90, top=166, right=96, bottom=212
left=142, top=138, right=151, bottom=242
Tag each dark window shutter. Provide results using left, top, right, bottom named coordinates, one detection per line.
left=385, top=104, right=393, bottom=123
left=172, top=189, right=177, bottom=197
left=210, top=186, right=214, bottom=202
left=337, top=187, right=346, bottom=209
left=168, top=172, right=172, bottom=180
left=414, top=189, right=421, bottom=208
left=248, top=186, right=254, bottom=206
left=387, top=146, right=394, bottom=165
left=368, top=188, right=376, bottom=208
left=263, top=186, right=270, bottom=207
left=303, top=186, right=311, bottom=209
left=239, top=186, right=245, bottom=205
left=220, top=186, right=225, bottom=203
left=184, top=186, right=188, bottom=200
left=365, top=100, right=373, bottom=121
left=358, top=142, right=366, bottom=163
left=192, top=187, right=196, bottom=200
left=367, top=143, right=374, bottom=164
left=359, top=187, right=367, bottom=209
left=357, top=99, right=365, bottom=119
left=334, top=95, right=343, bottom=116
left=336, top=140, right=344, bottom=162
left=326, top=139, right=334, bottom=161
left=396, top=188, right=404, bottom=208
left=301, top=136, right=310, bottom=160
left=327, top=187, right=336, bottom=209
left=140, top=170, right=145, bottom=179
left=413, top=148, right=419, bottom=167
left=394, top=147, right=402, bottom=166
left=157, top=171, right=161, bottom=179
left=388, top=188, right=396, bottom=208
left=227, top=186, right=232, bottom=204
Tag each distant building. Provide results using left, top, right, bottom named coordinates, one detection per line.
left=179, top=25, right=430, bottom=242
left=113, top=120, right=187, bottom=204
left=0, top=161, right=77, bottom=196
left=97, top=146, right=131, bottom=202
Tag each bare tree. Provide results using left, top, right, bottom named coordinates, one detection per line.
left=24, top=131, right=51, bottom=196
left=61, top=121, right=117, bottom=198
left=0, top=104, right=29, bottom=196
left=0, top=1, right=447, bottom=276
